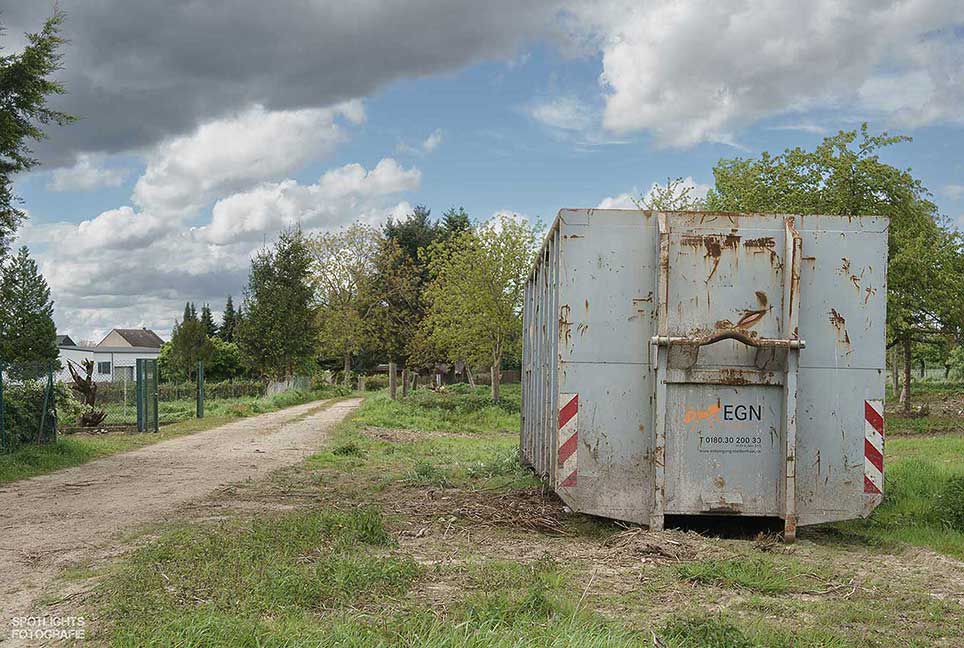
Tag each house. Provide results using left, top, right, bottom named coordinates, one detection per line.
left=57, top=328, right=164, bottom=383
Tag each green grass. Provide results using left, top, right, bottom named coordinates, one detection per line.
left=88, top=383, right=963, bottom=647
left=829, top=434, right=964, bottom=557
left=0, top=387, right=348, bottom=484
left=308, top=386, right=537, bottom=492
left=353, top=383, right=519, bottom=434
left=675, top=556, right=824, bottom=594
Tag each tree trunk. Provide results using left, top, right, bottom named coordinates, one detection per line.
left=343, top=352, right=352, bottom=385
left=388, top=361, right=397, bottom=400
left=945, top=364, right=951, bottom=380
left=919, top=359, right=925, bottom=378
left=490, top=364, right=501, bottom=402
left=401, top=367, right=409, bottom=397
left=900, top=337, right=912, bottom=414
left=466, top=365, right=475, bottom=387
left=891, top=346, right=900, bottom=396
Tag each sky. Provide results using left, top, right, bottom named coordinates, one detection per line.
left=3, top=0, right=963, bottom=342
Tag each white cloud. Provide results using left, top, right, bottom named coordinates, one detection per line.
left=528, top=96, right=594, bottom=132
left=596, top=192, right=637, bottom=209
left=422, top=129, right=444, bottom=152
left=203, top=158, right=421, bottom=245
left=566, top=0, right=963, bottom=146
left=396, top=129, right=445, bottom=156
left=47, top=155, right=128, bottom=192
left=20, top=100, right=419, bottom=340
left=133, top=101, right=364, bottom=215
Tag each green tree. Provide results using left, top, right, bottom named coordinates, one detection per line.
left=166, top=317, right=212, bottom=381
left=237, top=229, right=317, bottom=380
left=706, top=125, right=964, bottom=413
left=439, top=206, right=471, bottom=240
left=423, top=215, right=540, bottom=401
left=200, top=304, right=217, bottom=338
left=358, top=238, right=422, bottom=373
left=0, top=12, right=74, bottom=255
left=0, top=246, right=57, bottom=374
left=308, top=223, right=379, bottom=381
left=384, top=205, right=437, bottom=271
left=182, top=302, right=197, bottom=323
left=219, top=295, right=237, bottom=342
left=205, top=337, right=244, bottom=382
left=369, top=206, right=442, bottom=393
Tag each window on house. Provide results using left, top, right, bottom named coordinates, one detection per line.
left=97, top=361, right=111, bottom=374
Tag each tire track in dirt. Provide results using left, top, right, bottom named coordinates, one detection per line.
left=0, top=397, right=361, bottom=636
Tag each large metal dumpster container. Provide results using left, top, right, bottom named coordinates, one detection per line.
left=521, top=210, right=888, bottom=540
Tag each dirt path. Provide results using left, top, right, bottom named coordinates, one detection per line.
left=0, top=397, right=361, bottom=636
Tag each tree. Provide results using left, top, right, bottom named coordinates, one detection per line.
left=706, top=125, right=964, bottom=413
left=0, top=246, right=57, bottom=374
left=205, top=337, right=244, bottom=382
left=0, top=12, right=74, bottom=255
left=182, top=302, right=197, bottom=323
left=237, top=229, right=317, bottom=380
left=308, top=223, right=379, bottom=381
left=166, top=317, right=212, bottom=381
left=359, top=237, right=422, bottom=396
left=423, top=214, right=540, bottom=402
left=439, top=206, right=471, bottom=240
left=200, top=304, right=217, bottom=338
left=219, top=296, right=237, bottom=342
left=384, top=205, right=437, bottom=271
left=371, top=206, right=442, bottom=395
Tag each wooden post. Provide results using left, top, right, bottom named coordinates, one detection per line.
left=900, top=337, right=912, bottom=414
left=490, top=365, right=500, bottom=402
left=388, top=361, right=398, bottom=400
left=401, top=367, right=410, bottom=397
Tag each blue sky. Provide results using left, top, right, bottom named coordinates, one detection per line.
left=5, top=1, right=963, bottom=340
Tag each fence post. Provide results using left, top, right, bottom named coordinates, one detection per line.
left=196, top=360, right=204, bottom=418
left=136, top=359, right=145, bottom=432
left=0, top=363, right=5, bottom=452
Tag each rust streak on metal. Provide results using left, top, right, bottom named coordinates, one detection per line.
left=829, top=308, right=851, bottom=345
left=558, top=304, right=572, bottom=348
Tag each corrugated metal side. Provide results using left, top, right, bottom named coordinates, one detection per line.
left=521, top=218, right=561, bottom=481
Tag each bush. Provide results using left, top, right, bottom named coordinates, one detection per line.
left=3, top=379, right=65, bottom=446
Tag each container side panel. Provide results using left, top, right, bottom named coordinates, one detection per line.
left=552, top=210, right=657, bottom=522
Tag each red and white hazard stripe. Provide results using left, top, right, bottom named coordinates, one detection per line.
left=864, top=400, right=884, bottom=495
left=558, top=393, right=578, bottom=488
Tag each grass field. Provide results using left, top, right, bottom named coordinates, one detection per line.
left=0, top=386, right=351, bottom=484
left=83, top=384, right=964, bottom=647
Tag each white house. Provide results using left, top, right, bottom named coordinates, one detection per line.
left=57, top=328, right=164, bottom=383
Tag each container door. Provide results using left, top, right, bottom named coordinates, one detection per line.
left=649, top=214, right=803, bottom=538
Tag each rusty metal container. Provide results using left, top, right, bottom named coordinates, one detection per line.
left=520, top=210, right=888, bottom=539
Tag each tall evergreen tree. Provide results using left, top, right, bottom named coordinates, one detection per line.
left=182, top=302, right=197, bottom=323
left=0, top=12, right=74, bottom=257
left=440, top=206, right=471, bottom=240
left=219, top=295, right=237, bottom=342
left=237, top=229, right=317, bottom=380
left=0, top=246, right=58, bottom=372
left=200, top=304, right=217, bottom=337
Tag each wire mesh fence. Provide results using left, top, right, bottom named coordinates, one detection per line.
left=1, top=356, right=293, bottom=452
